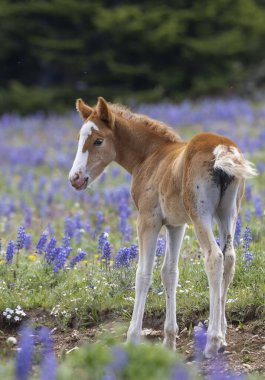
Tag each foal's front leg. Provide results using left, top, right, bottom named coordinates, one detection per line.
left=127, top=216, right=160, bottom=344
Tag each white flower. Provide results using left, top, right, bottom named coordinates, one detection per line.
left=6, top=337, right=17, bottom=345
left=14, top=316, right=20, bottom=321
left=6, top=315, right=11, bottom=319
left=16, top=305, right=21, bottom=310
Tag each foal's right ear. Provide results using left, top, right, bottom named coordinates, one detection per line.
left=76, top=99, right=93, bottom=120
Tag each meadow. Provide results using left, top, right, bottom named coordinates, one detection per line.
left=0, top=98, right=264, bottom=379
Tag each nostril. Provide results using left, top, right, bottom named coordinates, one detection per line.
left=73, top=173, right=79, bottom=181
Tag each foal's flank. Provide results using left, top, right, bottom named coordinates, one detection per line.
left=69, top=96, right=257, bottom=358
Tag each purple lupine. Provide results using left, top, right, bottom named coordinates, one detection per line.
left=69, top=249, right=87, bottom=268
left=38, top=327, right=57, bottom=380
left=6, top=240, right=15, bottom=263
left=36, top=231, right=48, bottom=254
left=101, top=241, right=112, bottom=265
left=17, top=225, right=26, bottom=249
left=45, top=246, right=59, bottom=265
left=243, top=226, right=254, bottom=267
left=64, top=216, right=75, bottom=238
left=170, top=365, right=190, bottom=380
left=103, top=346, right=128, bottom=380
left=62, top=234, right=71, bottom=248
left=156, top=237, right=166, bottom=257
left=114, top=247, right=131, bottom=268
left=24, top=208, right=32, bottom=228
left=98, top=232, right=109, bottom=254
left=24, top=234, right=32, bottom=251
left=129, top=244, right=138, bottom=260
left=193, top=322, right=207, bottom=361
left=95, top=211, right=104, bottom=234
left=254, top=195, right=263, bottom=220
left=245, top=183, right=252, bottom=201
left=53, top=247, right=69, bottom=272
left=15, top=325, right=34, bottom=380
left=244, top=209, right=252, bottom=223
left=234, top=215, right=242, bottom=246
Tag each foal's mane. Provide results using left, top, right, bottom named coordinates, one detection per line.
left=109, top=103, right=182, bottom=143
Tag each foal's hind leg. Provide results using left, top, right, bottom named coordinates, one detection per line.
left=216, top=180, right=243, bottom=348
left=184, top=178, right=224, bottom=357
left=161, top=225, right=186, bottom=349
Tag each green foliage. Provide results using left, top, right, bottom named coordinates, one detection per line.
left=58, top=342, right=185, bottom=380
left=1, top=0, right=265, bottom=113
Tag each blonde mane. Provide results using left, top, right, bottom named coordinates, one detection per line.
left=109, top=103, right=182, bottom=143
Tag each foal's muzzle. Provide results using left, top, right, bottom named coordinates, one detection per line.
left=69, top=172, right=89, bottom=190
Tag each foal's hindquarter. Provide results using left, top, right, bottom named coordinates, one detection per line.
left=127, top=134, right=245, bottom=358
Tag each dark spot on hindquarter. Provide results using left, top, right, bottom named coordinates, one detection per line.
left=209, top=164, right=234, bottom=196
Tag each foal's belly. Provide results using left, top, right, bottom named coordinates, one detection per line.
left=160, top=196, right=190, bottom=226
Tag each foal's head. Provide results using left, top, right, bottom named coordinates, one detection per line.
left=69, top=97, right=116, bottom=190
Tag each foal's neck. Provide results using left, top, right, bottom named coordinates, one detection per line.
left=113, top=116, right=181, bottom=174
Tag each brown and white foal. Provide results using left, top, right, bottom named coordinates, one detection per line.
left=69, top=97, right=257, bottom=358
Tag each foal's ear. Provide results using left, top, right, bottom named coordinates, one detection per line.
left=96, top=97, right=115, bottom=127
left=76, top=99, right=93, bottom=120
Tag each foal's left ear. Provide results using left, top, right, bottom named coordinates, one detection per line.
left=96, top=97, right=115, bottom=128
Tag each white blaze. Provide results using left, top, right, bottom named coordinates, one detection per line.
left=69, top=121, right=98, bottom=178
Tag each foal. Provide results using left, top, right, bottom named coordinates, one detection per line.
left=69, top=97, right=257, bottom=358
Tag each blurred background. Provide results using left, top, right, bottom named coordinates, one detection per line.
left=1, top=0, right=265, bottom=114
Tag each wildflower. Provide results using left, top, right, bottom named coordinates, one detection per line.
left=95, top=211, right=104, bottom=234
left=24, top=234, right=32, bottom=251
left=156, top=237, right=166, bottom=257
left=28, top=255, right=37, bottom=262
left=62, top=234, right=71, bottom=248
left=103, top=346, right=128, bottom=380
left=15, top=325, right=34, bottom=380
left=17, top=225, right=26, bottom=249
left=245, top=209, right=252, bottom=223
left=170, top=365, right=190, bottom=380
left=64, top=216, right=75, bottom=238
left=193, top=322, right=207, bottom=361
left=254, top=195, right=263, bottom=220
left=234, top=215, right=242, bottom=246
left=243, top=226, right=254, bottom=267
left=36, top=231, right=48, bottom=254
left=98, top=231, right=109, bottom=254
left=6, top=240, right=15, bottom=263
left=101, top=241, right=112, bottom=265
left=245, top=183, right=252, bottom=201
left=114, top=247, right=131, bottom=268
left=53, top=247, right=69, bottom=272
left=69, top=249, right=87, bottom=268
left=129, top=243, right=138, bottom=260
left=44, top=237, right=57, bottom=262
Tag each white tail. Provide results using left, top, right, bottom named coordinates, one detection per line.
left=213, top=145, right=258, bottom=179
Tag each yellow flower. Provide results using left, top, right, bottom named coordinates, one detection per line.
left=28, top=255, right=37, bottom=262
left=83, top=260, right=88, bottom=264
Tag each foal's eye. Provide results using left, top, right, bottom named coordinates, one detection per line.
left=94, top=138, right=103, bottom=146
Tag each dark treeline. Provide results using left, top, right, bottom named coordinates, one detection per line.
left=1, top=0, right=265, bottom=114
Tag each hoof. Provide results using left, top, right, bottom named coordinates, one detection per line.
left=163, top=337, right=176, bottom=351
left=204, top=335, right=224, bottom=358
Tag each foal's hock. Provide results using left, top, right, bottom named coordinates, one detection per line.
left=69, top=97, right=257, bottom=358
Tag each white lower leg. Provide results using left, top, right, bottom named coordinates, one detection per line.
left=162, top=270, right=178, bottom=349
left=127, top=271, right=152, bottom=343
left=220, top=247, right=235, bottom=345
left=205, top=252, right=224, bottom=357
